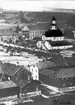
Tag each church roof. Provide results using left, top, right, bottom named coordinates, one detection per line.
left=44, top=16, right=64, bottom=37
left=45, top=28, right=64, bottom=37
left=39, top=66, right=75, bottom=79
left=35, top=61, right=56, bottom=70
left=52, top=16, right=56, bottom=21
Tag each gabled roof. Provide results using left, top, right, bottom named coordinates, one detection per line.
left=2, top=63, right=21, bottom=76
left=22, top=25, right=29, bottom=31
left=28, top=23, right=50, bottom=30
left=39, top=67, right=75, bottom=79
left=35, top=61, right=56, bottom=70
left=0, top=29, right=18, bottom=36
left=40, top=69, right=54, bottom=76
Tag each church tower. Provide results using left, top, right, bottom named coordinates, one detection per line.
left=42, top=16, right=64, bottom=41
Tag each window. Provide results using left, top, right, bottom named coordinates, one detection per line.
left=62, top=78, right=64, bottom=80
left=40, top=30, right=42, bottom=33
left=35, top=75, right=37, bottom=79
left=63, top=84, right=65, bottom=86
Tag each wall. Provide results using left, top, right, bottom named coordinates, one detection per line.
left=29, top=30, right=45, bottom=39
left=39, top=74, right=75, bottom=88
left=42, top=36, right=64, bottom=41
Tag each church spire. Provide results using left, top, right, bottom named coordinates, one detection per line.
left=50, top=16, right=57, bottom=30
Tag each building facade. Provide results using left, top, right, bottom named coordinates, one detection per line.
left=0, top=29, right=19, bottom=43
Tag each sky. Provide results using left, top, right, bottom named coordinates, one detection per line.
left=0, top=0, right=75, bottom=11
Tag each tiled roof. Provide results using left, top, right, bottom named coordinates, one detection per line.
left=0, top=80, right=17, bottom=89
left=28, top=23, right=50, bottom=30
left=56, top=67, right=75, bottom=78
left=35, top=61, right=56, bottom=70
left=2, top=63, right=21, bottom=76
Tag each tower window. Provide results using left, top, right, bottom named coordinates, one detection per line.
left=36, top=70, right=37, bottom=73
left=35, top=75, right=37, bottom=79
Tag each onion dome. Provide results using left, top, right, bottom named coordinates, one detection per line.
left=45, top=16, right=64, bottom=37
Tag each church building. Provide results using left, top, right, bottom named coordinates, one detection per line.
left=37, top=16, right=73, bottom=50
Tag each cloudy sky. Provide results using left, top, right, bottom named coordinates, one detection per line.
left=0, top=0, right=75, bottom=11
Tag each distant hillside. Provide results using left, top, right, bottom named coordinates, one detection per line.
left=0, top=10, right=75, bottom=27
left=19, top=11, right=75, bottom=27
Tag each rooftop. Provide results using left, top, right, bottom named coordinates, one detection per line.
left=28, top=23, right=50, bottom=30
left=45, top=28, right=64, bottom=37
left=0, top=62, right=21, bottom=76
left=0, top=80, right=17, bottom=89
left=47, top=40, right=73, bottom=46
left=22, top=25, right=30, bottom=31
left=35, top=61, right=56, bottom=70
left=40, top=66, right=75, bottom=79
left=56, top=67, right=75, bottom=78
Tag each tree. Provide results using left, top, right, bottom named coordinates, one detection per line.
left=15, top=25, right=21, bottom=33
left=19, top=11, right=25, bottom=23
left=64, top=29, right=74, bottom=38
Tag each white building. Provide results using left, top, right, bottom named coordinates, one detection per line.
left=30, top=65, right=39, bottom=81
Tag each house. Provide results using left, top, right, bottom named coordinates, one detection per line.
left=28, top=24, right=47, bottom=39
left=0, top=28, right=18, bottom=43
left=40, top=66, right=75, bottom=91
left=30, top=66, right=75, bottom=92
left=0, top=62, right=28, bottom=86
left=0, top=80, right=20, bottom=99
left=21, top=25, right=30, bottom=38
